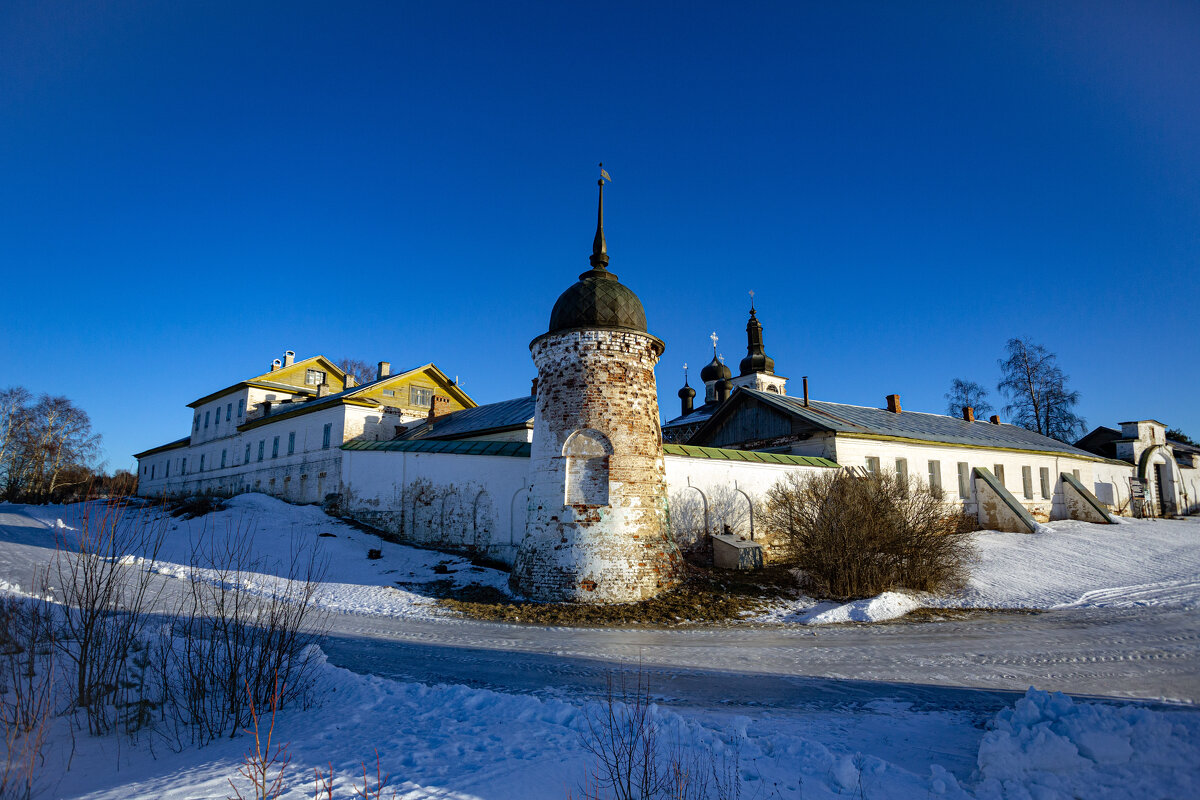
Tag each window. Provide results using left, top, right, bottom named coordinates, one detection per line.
left=272, top=436, right=280, bottom=458
left=895, top=457, right=908, bottom=488
left=305, top=369, right=327, bottom=386
left=767, top=385, right=779, bottom=393
left=287, top=432, right=295, bottom=456
left=957, top=462, right=970, bottom=498
left=194, top=414, right=200, bottom=432
left=382, top=389, right=395, bottom=397
left=244, top=443, right=251, bottom=463
left=1073, top=469, right=1081, bottom=480
left=1040, top=467, right=1051, bottom=499
left=993, top=464, right=1005, bottom=485
left=1022, top=466, right=1033, bottom=500
left=322, top=423, right=332, bottom=450
left=199, top=454, right=205, bottom=471
left=237, top=399, right=244, bottom=419
left=165, top=460, right=170, bottom=477
left=204, top=411, right=210, bottom=429
left=410, top=386, right=433, bottom=407
left=226, top=403, right=233, bottom=421
left=928, top=460, right=942, bottom=495
left=150, top=464, right=155, bottom=479
left=865, top=457, right=880, bottom=476
left=181, top=458, right=187, bottom=475
left=221, top=449, right=227, bottom=468
left=258, top=441, right=265, bottom=462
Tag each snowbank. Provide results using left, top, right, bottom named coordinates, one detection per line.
left=44, top=654, right=1200, bottom=800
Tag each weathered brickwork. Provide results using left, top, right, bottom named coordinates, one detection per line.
left=511, top=327, right=681, bottom=603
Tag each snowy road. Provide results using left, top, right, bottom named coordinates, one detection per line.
left=320, top=605, right=1200, bottom=709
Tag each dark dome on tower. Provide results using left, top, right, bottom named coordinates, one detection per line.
left=549, top=268, right=647, bottom=333
left=738, top=306, right=775, bottom=376
left=547, top=173, right=647, bottom=334
left=700, top=353, right=731, bottom=384
left=677, top=381, right=696, bottom=401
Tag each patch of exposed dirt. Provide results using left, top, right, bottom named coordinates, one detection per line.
left=438, top=565, right=802, bottom=627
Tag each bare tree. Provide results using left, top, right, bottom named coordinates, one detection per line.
left=997, top=337, right=1086, bottom=443
left=0, top=391, right=101, bottom=502
left=336, top=358, right=375, bottom=386
left=944, top=378, right=993, bottom=418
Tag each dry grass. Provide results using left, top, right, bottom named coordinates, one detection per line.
left=437, top=565, right=799, bottom=627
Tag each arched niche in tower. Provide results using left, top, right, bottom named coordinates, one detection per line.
left=563, top=429, right=613, bottom=506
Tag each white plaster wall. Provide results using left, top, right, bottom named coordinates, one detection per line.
left=828, top=435, right=1134, bottom=521
left=340, top=449, right=531, bottom=563
left=664, top=455, right=829, bottom=540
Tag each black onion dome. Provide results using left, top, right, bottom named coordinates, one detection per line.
left=699, top=353, right=731, bottom=383
left=677, top=382, right=696, bottom=400
left=739, top=307, right=775, bottom=376
left=548, top=268, right=647, bottom=333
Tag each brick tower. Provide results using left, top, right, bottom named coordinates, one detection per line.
left=510, top=172, right=680, bottom=603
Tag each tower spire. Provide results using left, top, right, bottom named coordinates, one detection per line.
left=590, top=163, right=610, bottom=269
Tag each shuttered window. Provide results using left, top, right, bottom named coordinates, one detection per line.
left=1022, top=466, right=1033, bottom=499
left=895, top=458, right=908, bottom=489
left=994, top=464, right=1005, bottom=485
left=322, top=423, right=333, bottom=450
left=865, top=457, right=880, bottom=476
left=288, top=432, right=296, bottom=456
left=1040, top=467, right=1051, bottom=499
left=957, top=462, right=970, bottom=498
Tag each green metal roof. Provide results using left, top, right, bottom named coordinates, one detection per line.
left=342, top=439, right=531, bottom=457
left=343, top=438, right=836, bottom=466
left=662, top=443, right=838, bottom=467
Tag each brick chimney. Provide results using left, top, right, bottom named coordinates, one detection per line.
left=345, top=374, right=357, bottom=388
left=531, top=378, right=539, bottom=396
left=269, top=358, right=281, bottom=372
left=989, top=414, right=1001, bottom=425
left=886, top=394, right=902, bottom=414
left=283, top=350, right=295, bottom=367
left=963, top=406, right=975, bottom=422
left=427, top=394, right=452, bottom=422
left=317, top=383, right=330, bottom=398
left=377, top=361, right=390, bottom=381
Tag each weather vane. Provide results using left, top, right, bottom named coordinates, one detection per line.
left=749, top=289, right=756, bottom=311
left=599, top=162, right=611, bottom=183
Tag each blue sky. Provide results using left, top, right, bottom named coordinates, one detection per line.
left=2, top=0, right=1198, bottom=470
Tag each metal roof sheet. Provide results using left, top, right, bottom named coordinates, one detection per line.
left=400, top=395, right=535, bottom=441
left=740, top=389, right=1106, bottom=459
left=662, top=443, right=838, bottom=467
left=342, top=439, right=531, bottom=457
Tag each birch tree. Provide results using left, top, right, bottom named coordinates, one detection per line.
left=997, top=338, right=1086, bottom=443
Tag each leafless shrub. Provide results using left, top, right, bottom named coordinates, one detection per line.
left=158, top=517, right=329, bottom=746
left=0, top=595, right=55, bottom=800
left=763, top=470, right=977, bottom=599
left=579, top=670, right=750, bottom=800
left=350, top=750, right=394, bottom=800
left=50, top=500, right=167, bottom=735
left=227, top=679, right=290, bottom=800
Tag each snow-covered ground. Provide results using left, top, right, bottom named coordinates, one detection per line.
left=756, top=515, right=1200, bottom=624
left=2, top=497, right=1199, bottom=798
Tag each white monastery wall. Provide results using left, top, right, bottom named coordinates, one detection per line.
left=340, top=449, right=530, bottom=564
left=827, top=435, right=1134, bottom=521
